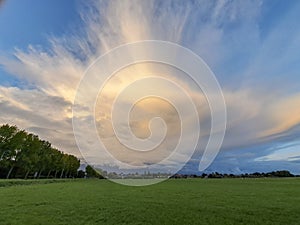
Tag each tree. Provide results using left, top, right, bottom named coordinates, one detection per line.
left=4, top=129, right=27, bottom=178
left=77, top=170, right=85, bottom=178
left=0, top=124, right=80, bottom=179
left=85, top=165, right=104, bottom=178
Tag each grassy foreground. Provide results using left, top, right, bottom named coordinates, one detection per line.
left=0, top=178, right=299, bottom=225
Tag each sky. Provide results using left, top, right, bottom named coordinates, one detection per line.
left=0, top=0, right=300, bottom=174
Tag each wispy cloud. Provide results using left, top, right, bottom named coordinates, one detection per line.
left=0, top=0, right=299, bottom=173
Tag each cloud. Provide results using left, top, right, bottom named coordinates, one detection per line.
left=0, top=45, right=85, bottom=102
left=0, top=0, right=299, bottom=173
left=255, top=142, right=300, bottom=162
left=0, top=87, right=78, bottom=155
left=222, top=89, right=300, bottom=149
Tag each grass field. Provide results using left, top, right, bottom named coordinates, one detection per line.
left=0, top=178, right=299, bottom=225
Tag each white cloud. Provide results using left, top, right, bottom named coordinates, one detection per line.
left=255, top=143, right=300, bottom=162
left=0, top=0, right=299, bottom=172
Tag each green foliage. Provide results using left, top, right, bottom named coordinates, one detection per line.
left=0, top=124, right=80, bottom=179
left=85, top=165, right=104, bottom=179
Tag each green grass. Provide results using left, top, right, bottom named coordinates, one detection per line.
left=0, top=178, right=299, bottom=225
left=0, top=179, right=74, bottom=187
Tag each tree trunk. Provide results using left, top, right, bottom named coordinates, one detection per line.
left=6, top=166, right=14, bottom=179
left=38, top=169, right=43, bottom=179
left=47, top=170, right=51, bottom=179
left=65, top=170, right=69, bottom=178
left=24, top=170, right=30, bottom=179
left=54, top=170, right=58, bottom=178
left=60, top=169, right=64, bottom=179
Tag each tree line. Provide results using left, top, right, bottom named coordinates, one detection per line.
left=170, top=170, right=296, bottom=179
left=0, top=124, right=80, bottom=179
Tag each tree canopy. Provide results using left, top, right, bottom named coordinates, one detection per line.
left=0, top=124, right=80, bottom=179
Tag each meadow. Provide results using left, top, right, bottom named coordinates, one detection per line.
left=0, top=178, right=299, bottom=225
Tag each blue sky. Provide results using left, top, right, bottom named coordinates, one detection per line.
left=0, top=0, right=300, bottom=174
left=0, top=0, right=79, bottom=50
left=0, top=0, right=80, bottom=86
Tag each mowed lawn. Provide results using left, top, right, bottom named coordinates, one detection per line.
left=0, top=178, right=299, bottom=225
